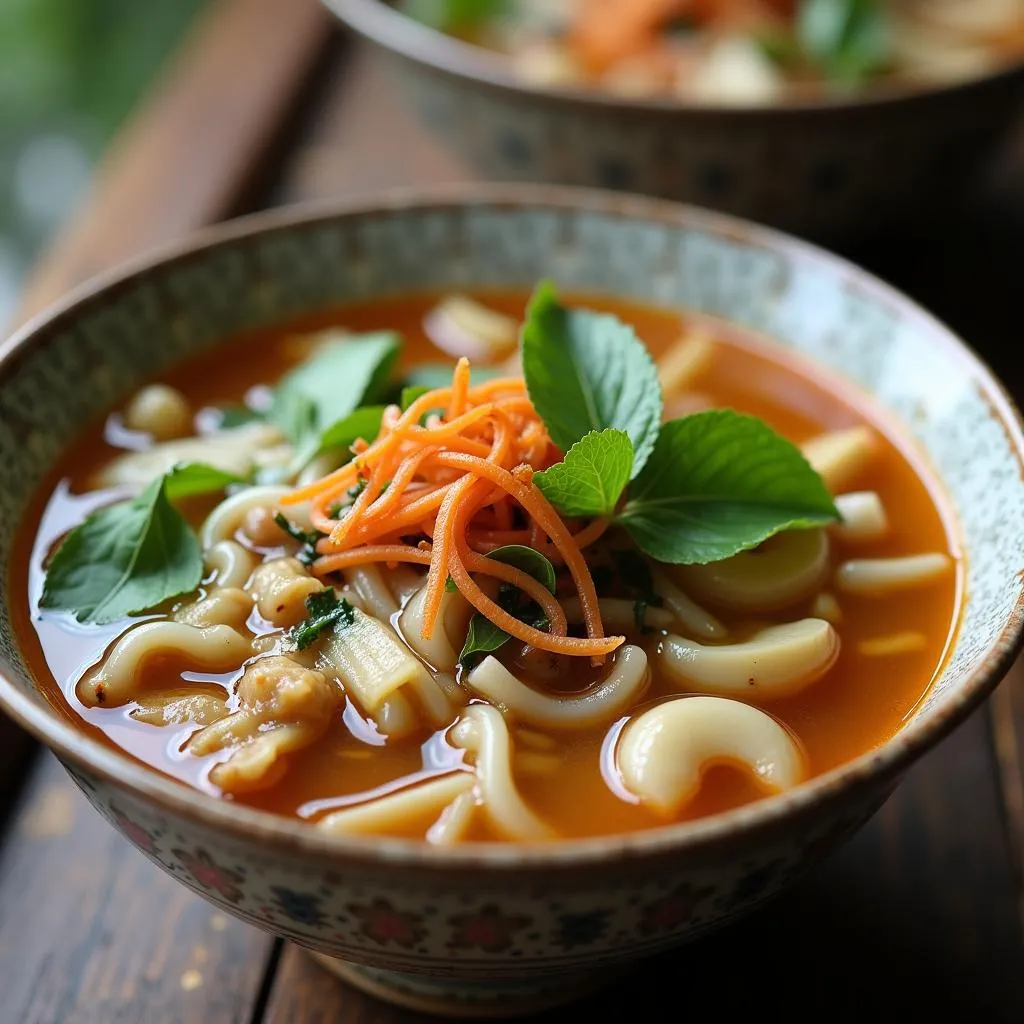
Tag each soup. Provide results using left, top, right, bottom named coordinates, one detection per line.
left=12, top=287, right=960, bottom=843
left=403, top=0, right=1024, bottom=103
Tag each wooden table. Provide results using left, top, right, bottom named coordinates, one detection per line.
left=3, top=3, right=1024, bottom=1020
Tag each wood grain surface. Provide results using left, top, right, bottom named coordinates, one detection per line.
left=1, top=20, right=1023, bottom=1024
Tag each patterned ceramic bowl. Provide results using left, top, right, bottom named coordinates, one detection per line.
left=324, top=0, right=1024, bottom=243
left=0, top=186, right=1022, bottom=1018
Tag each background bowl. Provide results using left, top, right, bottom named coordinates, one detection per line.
left=0, top=186, right=1022, bottom=1017
left=323, top=0, right=1024, bottom=243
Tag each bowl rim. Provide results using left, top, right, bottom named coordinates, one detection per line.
left=2, top=182, right=1022, bottom=872
left=323, top=0, right=1024, bottom=115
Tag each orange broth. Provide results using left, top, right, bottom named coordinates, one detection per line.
left=10, top=290, right=962, bottom=841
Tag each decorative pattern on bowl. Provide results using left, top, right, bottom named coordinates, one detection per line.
left=1, top=186, right=1021, bottom=1016
left=323, top=0, right=1024, bottom=242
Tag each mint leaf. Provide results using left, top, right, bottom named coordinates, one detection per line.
left=458, top=544, right=556, bottom=665
left=522, top=282, right=661, bottom=476
left=618, top=410, right=839, bottom=565
left=290, top=590, right=355, bottom=651
left=164, top=462, right=245, bottom=501
left=535, top=429, right=633, bottom=518
left=41, top=477, right=203, bottom=624
left=271, top=331, right=400, bottom=445
left=797, top=0, right=889, bottom=83
left=403, top=363, right=504, bottom=392
left=291, top=405, right=386, bottom=473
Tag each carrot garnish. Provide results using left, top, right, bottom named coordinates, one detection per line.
left=284, top=360, right=625, bottom=661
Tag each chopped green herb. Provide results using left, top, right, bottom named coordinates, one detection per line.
left=400, top=385, right=431, bottom=411
left=273, top=513, right=324, bottom=567
left=521, top=282, right=662, bottom=476
left=796, top=0, right=889, bottom=83
left=290, top=589, right=356, bottom=651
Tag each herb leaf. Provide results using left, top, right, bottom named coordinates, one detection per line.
left=403, top=363, right=504, bottom=392
left=273, top=513, right=324, bottom=566
left=400, top=385, right=431, bottom=411
left=290, top=590, right=355, bottom=651
left=291, top=405, right=386, bottom=474
left=797, top=0, right=889, bottom=83
left=271, top=331, right=400, bottom=445
left=164, top=462, right=245, bottom=502
left=458, top=544, right=557, bottom=665
left=618, top=410, right=839, bottom=565
left=522, top=282, right=661, bottom=476
left=41, top=477, right=203, bottom=624
left=535, top=429, right=633, bottom=518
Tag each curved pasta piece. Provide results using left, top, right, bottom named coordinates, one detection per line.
left=200, top=485, right=308, bottom=549
left=835, top=553, right=952, bottom=595
left=671, top=530, right=830, bottom=614
left=617, top=696, right=805, bottom=815
left=375, top=692, right=418, bottom=738
left=174, top=587, right=254, bottom=631
left=427, top=788, right=478, bottom=846
left=96, top=423, right=284, bottom=491
left=205, top=540, right=261, bottom=590
left=650, top=568, right=726, bottom=640
left=465, top=645, right=650, bottom=731
left=188, top=655, right=340, bottom=794
left=77, top=623, right=252, bottom=707
left=449, top=705, right=555, bottom=841
left=341, top=564, right=401, bottom=623
left=247, top=557, right=325, bottom=627
left=318, top=773, right=475, bottom=838
left=400, top=584, right=474, bottom=673
left=659, top=619, right=839, bottom=700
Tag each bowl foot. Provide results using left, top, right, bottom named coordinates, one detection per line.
left=309, top=952, right=620, bottom=1018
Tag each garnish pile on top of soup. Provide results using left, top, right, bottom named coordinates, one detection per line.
left=402, top=0, right=1024, bottom=103
left=15, top=283, right=959, bottom=843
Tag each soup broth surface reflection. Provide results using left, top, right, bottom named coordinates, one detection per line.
left=13, top=291, right=961, bottom=842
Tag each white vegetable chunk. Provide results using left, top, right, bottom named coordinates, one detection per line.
left=618, top=696, right=805, bottom=815
left=833, top=492, right=889, bottom=543
left=835, top=553, right=953, bottom=595
left=123, top=384, right=192, bottom=440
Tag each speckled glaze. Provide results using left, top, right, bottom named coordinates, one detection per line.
left=324, top=0, right=1024, bottom=242
left=0, top=187, right=1022, bottom=1017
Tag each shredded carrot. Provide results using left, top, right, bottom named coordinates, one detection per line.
left=285, top=359, right=625, bottom=661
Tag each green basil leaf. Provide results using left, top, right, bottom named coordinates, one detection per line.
left=521, top=282, right=661, bottom=476
left=290, top=590, right=355, bottom=651
left=457, top=544, right=557, bottom=665
left=271, top=331, right=401, bottom=444
left=618, top=410, right=839, bottom=565
left=485, top=544, right=557, bottom=595
left=291, top=405, right=387, bottom=474
left=40, top=477, right=203, bottom=624
left=403, top=363, right=504, bottom=392
left=213, top=404, right=263, bottom=429
left=164, top=462, right=245, bottom=502
left=534, top=429, right=633, bottom=519
left=797, top=0, right=889, bottom=83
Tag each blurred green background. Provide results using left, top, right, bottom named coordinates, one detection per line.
left=0, top=0, right=205, bottom=326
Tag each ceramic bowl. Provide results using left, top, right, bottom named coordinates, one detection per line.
left=0, top=186, right=1022, bottom=1018
left=323, top=0, right=1024, bottom=243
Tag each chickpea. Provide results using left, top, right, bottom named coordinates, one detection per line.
left=242, top=505, right=288, bottom=548
left=123, top=384, right=192, bottom=440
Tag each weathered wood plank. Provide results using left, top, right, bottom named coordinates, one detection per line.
left=0, top=754, right=274, bottom=1024
left=12, top=0, right=335, bottom=328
